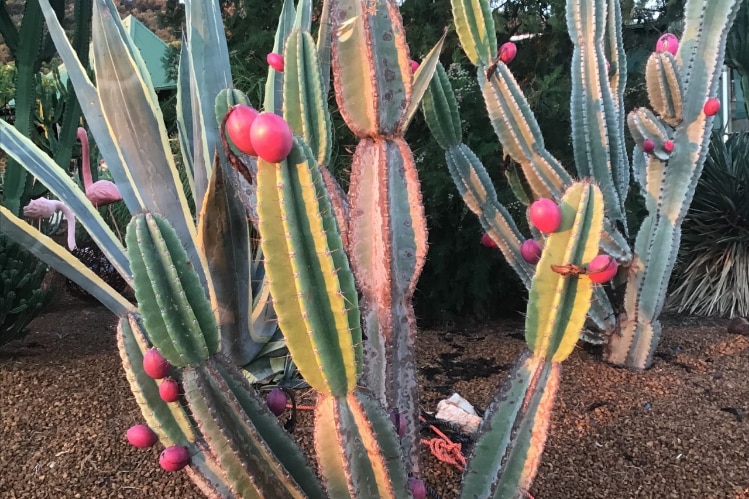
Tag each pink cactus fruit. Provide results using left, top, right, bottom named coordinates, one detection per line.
left=410, top=60, right=420, bottom=73
left=656, top=33, right=679, bottom=55
left=663, top=140, right=675, bottom=153
left=529, top=198, right=562, bottom=234
left=266, top=387, right=287, bottom=417
left=520, top=239, right=542, bottom=264
left=159, top=377, right=180, bottom=403
left=159, top=445, right=190, bottom=472
left=499, top=41, right=517, bottom=64
left=126, top=424, right=157, bottom=448
left=480, top=232, right=498, bottom=248
left=249, top=112, right=294, bottom=163
left=267, top=52, right=284, bottom=72
left=408, top=477, right=427, bottom=499
left=587, top=255, right=618, bottom=284
left=642, top=139, right=655, bottom=154
left=704, top=98, right=721, bottom=117
left=143, top=348, right=171, bottom=380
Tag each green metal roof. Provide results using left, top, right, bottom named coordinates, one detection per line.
left=120, top=15, right=175, bottom=91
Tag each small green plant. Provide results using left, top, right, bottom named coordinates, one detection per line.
left=669, top=131, right=749, bottom=318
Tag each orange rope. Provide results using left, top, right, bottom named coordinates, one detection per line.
left=420, top=416, right=466, bottom=471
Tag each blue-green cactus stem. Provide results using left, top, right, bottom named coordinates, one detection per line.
left=346, top=137, right=427, bottom=472
left=646, top=52, right=684, bottom=126
left=315, top=391, right=409, bottom=499
left=607, top=0, right=742, bottom=368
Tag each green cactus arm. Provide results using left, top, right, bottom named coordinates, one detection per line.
left=283, top=29, right=333, bottom=166
left=264, top=0, right=296, bottom=116
left=176, top=34, right=196, bottom=195
left=525, top=182, right=604, bottom=361
left=2, top=0, right=45, bottom=214
left=257, top=139, right=361, bottom=397
left=461, top=353, right=559, bottom=499
left=126, top=213, right=219, bottom=367
left=315, top=391, right=409, bottom=499
left=117, top=316, right=198, bottom=445
left=567, top=0, right=626, bottom=227
left=726, top=0, right=749, bottom=117
left=400, top=32, right=446, bottom=132
left=0, top=120, right=131, bottom=283
left=295, top=0, right=312, bottom=30
left=347, top=137, right=427, bottom=471
left=421, top=62, right=462, bottom=149
left=626, top=107, right=672, bottom=160
left=319, top=164, right=350, bottom=249
left=182, top=357, right=323, bottom=499
left=196, top=160, right=259, bottom=367
left=117, top=315, right=234, bottom=498
left=330, top=0, right=412, bottom=137
left=0, top=207, right=135, bottom=316
left=646, top=52, right=684, bottom=127
left=445, top=144, right=535, bottom=286
left=450, top=0, right=497, bottom=67
left=182, top=0, right=233, bottom=211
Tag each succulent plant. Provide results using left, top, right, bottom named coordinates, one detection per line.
left=423, top=0, right=741, bottom=368
left=0, top=0, right=618, bottom=495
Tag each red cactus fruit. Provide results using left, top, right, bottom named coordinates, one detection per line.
left=480, top=232, right=498, bottom=248
left=704, top=98, right=721, bottom=117
left=656, top=33, right=679, bottom=55
left=642, top=139, right=655, bottom=154
left=159, top=377, right=180, bottom=403
left=529, top=198, right=562, bottom=234
left=499, top=41, right=517, bottom=64
left=408, top=477, right=427, bottom=499
left=225, top=105, right=259, bottom=156
left=410, top=60, right=420, bottom=73
left=663, top=140, right=675, bottom=153
left=126, top=424, right=157, bottom=448
left=520, top=239, right=542, bottom=264
left=159, top=445, right=190, bottom=472
left=390, top=410, right=407, bottom=438
left=249, top=112, right=294, bottom=163
left=267, top=52, right=284, bottom=72
left=143, top=348, right=171, bottom=380
left=266, top=387, right=287, bottom=416
left=587, top=255, right=618, bottom=284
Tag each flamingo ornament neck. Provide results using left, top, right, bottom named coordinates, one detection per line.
left=77, top=127, right=93, bottom=190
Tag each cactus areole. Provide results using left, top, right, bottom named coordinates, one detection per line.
left=529, top=198, right=562, bottom=233
left=225, top=105, right=259, bottom=156
left=249, top=112, right=294, bottom=163
left=587, top=255, right=618, bottom=283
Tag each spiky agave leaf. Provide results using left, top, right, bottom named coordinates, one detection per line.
left=668, top=131, right=749, bottom=317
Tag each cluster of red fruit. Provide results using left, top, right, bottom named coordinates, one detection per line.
left=225, top=105, right=294, bottom=163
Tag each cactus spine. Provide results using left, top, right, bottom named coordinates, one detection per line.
left=440, top=0, right=740, bottom=368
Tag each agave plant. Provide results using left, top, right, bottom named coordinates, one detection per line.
left=668, top=131, right=749, bottom=318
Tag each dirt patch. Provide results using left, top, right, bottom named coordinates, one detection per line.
left=2, top=294, right=748, bottom=498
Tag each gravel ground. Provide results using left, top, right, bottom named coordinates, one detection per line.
left=2, top=292, right=748, bottom=498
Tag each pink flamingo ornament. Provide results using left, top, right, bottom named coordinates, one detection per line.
left=77, top=127, right=122, bottom=208
left=23, top=198, right=77, bottom=251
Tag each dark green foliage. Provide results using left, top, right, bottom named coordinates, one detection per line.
left=0, top=233, right=52, bottom=347
left=669, top=131, right=749, bottom=318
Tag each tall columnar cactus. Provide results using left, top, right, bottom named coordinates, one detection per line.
left=435, top=0, right=740, bottom=368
